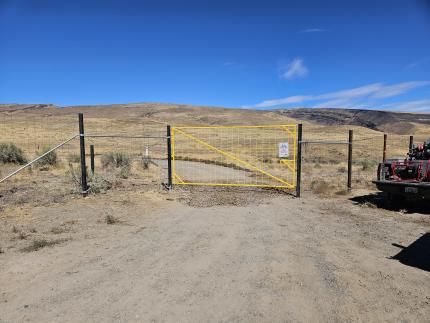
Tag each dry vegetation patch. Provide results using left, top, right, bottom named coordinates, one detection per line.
left=21, top=238, right=69, bottom=252
left=0, top=143, right=28, bottom=165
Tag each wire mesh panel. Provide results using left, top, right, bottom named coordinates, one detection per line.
left=172, top=125, right=297, bottom=189
left=84, top=134, right=167, bottom=186
left=0, top=107, right=79, bottom=199
left=351, top=134, right=430, bottom=186
left=352, top=134, right=384, bottom=185
left=386, top=135, right=413, bottom=159
left=300, top=125, right=350, bottom=192
left=0, top=110, right=78, bottom=164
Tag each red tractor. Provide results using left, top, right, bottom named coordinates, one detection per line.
left=373, top=140, right=430, bottom=200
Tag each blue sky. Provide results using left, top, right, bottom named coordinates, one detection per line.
left=1, top=0, right=430, bottom=111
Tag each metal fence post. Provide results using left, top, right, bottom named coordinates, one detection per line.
left=347, top=130, right=353, bottom=191
left=409, top=135, right=414, bottom=151
left=383, top=133, right=387, bottom=162
left=79, top=113, right=88, bottom=196
left=167, top=125, right=173, bottom=189
left=90, top=145, right=95, bottom=174
left=295, top=124, right=303, bottom=197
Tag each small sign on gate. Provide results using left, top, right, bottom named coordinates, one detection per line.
left=278, top=142, right=289, bottom=158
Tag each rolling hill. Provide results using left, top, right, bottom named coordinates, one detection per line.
left=1, top=103, right=429, bottom=135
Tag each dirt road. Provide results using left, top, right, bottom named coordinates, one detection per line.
left=0, top=189, right=429, bottom=322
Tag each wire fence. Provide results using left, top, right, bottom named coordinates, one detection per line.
left=299, top=125, right=429, bottom=193
left=1, top=107, right=428, bottom=202
left=0, top=110, right=168, bottom=207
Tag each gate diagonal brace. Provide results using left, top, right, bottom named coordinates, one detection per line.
left=173, top=128, right=294, bottom=188
left=173, top=172, right=185, bottom=183
left=280, top=159, right=295, bottom=172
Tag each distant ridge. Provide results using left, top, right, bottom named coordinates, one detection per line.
left=276, top=108, right=430, bottom=134
left=1, top=103, right=430, bottom=135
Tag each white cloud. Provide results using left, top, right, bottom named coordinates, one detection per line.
left=249, top=81, right=430, bottom=112
left=254, top=95, right=311, bottom=108
left=370, top=81, right=430, bottom=99
left=280, top=58, right=308, bottom=80
left=317, top=83, right=383, bottom=100
left=300, top=28, right=326, bottom=33
left=381, top=99, right=430, bottom=112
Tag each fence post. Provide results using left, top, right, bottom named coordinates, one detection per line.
left=295, top=124, right=303, bottom=197
left=383, top=133, right=387, bottom=162
left=409, top=135, right=414, bottom=151
left=347, top=130, right=353, bottom=191
left=167, top=125, right=173, bottom=189
left=78, top=113, right=88, bottom=197
left=90, top=145, right=95, bottom=174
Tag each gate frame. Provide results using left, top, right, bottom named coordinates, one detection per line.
left=170, top=124, right=298, bottom=190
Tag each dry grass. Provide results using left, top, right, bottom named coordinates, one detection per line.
left=22, top=238, right=69, bottom=252
left=50, top=226, right=70, bottom=234
left=0, top=103, right=425, bottom=199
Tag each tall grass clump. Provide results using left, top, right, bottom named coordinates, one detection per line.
left=0, top=143, right=27, bottom=164
left=101, top=152, right=132, bottom=178
left=141, top=155, right=151, bottom=169
left=36, top=145, right=58, bottom=166
left=101, top=152, right=131, bottom=168
left=67, top=163, right=113, bottom=194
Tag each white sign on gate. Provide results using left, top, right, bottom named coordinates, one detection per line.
left=278, top=142, right=289, bottom=158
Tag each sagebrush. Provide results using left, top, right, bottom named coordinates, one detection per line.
left=0, top=143, right=27, bottom=164
left=101, top=152, right=131, bottom=168
left=36, top=145, right=58, bottom=166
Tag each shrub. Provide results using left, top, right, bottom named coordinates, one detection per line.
left=118, top=166, right=130, bottom=179
left=36, top=145, right=57, bottom=166
left=101, top=152, right=131, bottom=168
left=67, top=163, right=113, bottom=194
left=310, top=180, right=331, bottom=195
left=0, top=143, right=27, bottom=164
left=101, top=152, right=132, bottom=179
left=106, top=214, right=118, bottom=224
left=141, top=156, right=151, bottom=169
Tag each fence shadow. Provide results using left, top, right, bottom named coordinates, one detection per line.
left=349, top=192, right=430, bottom=214
left=391, top=233, right=430, bottom=272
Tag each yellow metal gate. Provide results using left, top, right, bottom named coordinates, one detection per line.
left=172, top=125, right=297, bottom=189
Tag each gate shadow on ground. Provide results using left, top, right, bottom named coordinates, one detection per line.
left=349, top=192, right=430, bottom=214
left=391, top=233, right=430, bottom=272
